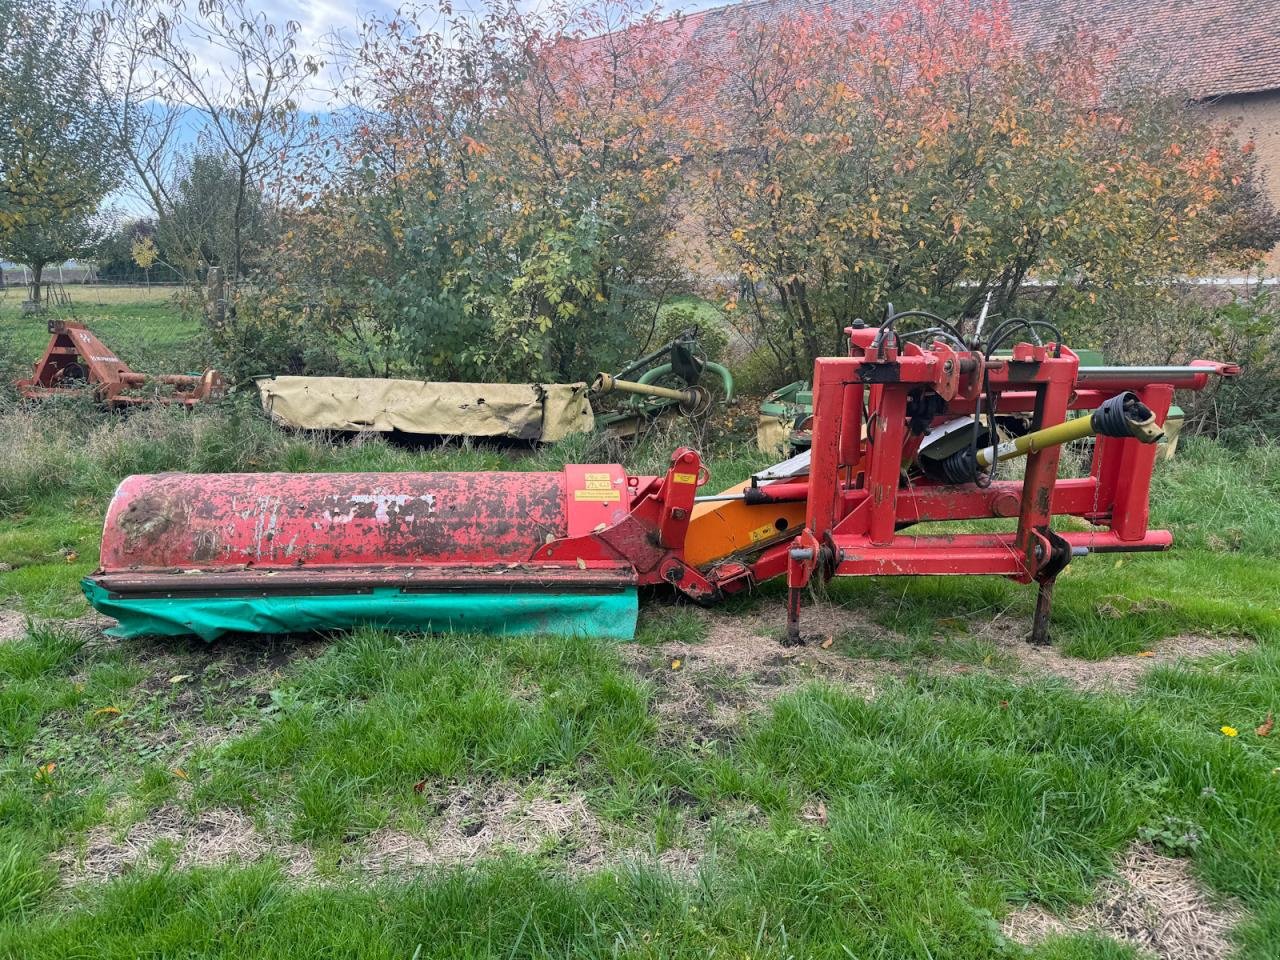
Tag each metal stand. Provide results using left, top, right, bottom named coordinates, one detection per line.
left=1030, top=578, right=1055, bottom=646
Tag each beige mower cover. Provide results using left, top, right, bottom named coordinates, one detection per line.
left=255, top=376, right=594, bottom=442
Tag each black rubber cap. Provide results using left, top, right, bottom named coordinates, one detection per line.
left=1091, top=392, right=1153, bottom=439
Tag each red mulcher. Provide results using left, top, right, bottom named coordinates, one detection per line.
left=82, top=310, right=1238, bottom=645
left=17, top=320, right=225, bottom=408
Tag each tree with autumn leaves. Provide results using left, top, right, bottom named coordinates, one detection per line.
left=696, top=0, right=1279, bottom=374
left=243, top=1, right=704, bottom=382
left=241, top=0, right=1276, bottom=384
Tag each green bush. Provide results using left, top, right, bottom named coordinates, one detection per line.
left=1081, top=284, right=1280, bottom=443
left=732, top=344, right=793, bottom=398
left=653, top=299, right=731, bottom=364
left=209, top=296, right=349, bottom=382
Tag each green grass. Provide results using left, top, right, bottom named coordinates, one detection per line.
left=196, top=630, right=656, bottom=844
left=3, top=656, right=1279, bottom=957
left=0, top=285, right=208, bottom=384
left=0, top=501, right=100, bottom=617
left=0, top=390, right=1278, bottom=957
left=633, top=604, right=708, bottom=646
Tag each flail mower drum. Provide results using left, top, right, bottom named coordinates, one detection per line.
left=83, top=315, right=1237, bottom=645
left=86, top=458, right=716, bottom=640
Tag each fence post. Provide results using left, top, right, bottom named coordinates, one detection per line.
left=204, top=267, right=226, bottom=329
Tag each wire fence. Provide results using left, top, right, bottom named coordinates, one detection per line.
left=0, top=273, right=186, bottom=304
left=1, top=263, right=187, bottom=290
left=0, top=279, right=192, bottom=316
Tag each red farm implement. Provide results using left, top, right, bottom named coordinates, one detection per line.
left=770, top=321, right=1237, bottom=644
left=17, top=320, right=225, bottom=408
left=82, top=310, right=1237, bottom=645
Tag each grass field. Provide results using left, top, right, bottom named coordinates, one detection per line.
left=0, top=284, right=209, bottom=383
left=0, top=289, right=1278, bottom=959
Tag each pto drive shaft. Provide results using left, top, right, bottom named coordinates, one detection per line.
left=930, top=391, right=1162, bottom=483
left=592, top=372, right=710, bottom=416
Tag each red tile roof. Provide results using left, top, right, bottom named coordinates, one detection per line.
left=671, top=0, right=1280, bottom=99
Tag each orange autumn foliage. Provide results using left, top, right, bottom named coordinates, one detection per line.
left=241, top=0, right=1277, bottom=383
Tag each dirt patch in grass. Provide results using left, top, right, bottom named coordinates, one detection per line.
left=130, top=633, right=329, bottom=691
left=124, top=632, right=329, bottom=735
left=1002, top=842, right=1243, bottom=960
left=0, top=608, right=105, bottom=644
left=626, top=596, right=1252, bottom=735
left=69, top=609, right=116, bottom=637
left=58, top=804, right=314, bottom=885
left=0, top=608, right=27, bottom=642
left=358, top=788, right=608, bottom=873
left=359, top=785, right=706, bottom=877
left=58, top=786, right=706, bottom=885
left=625, top=601, right=895, bottom=743
left=34, top=631, right=333, bottom=785
left=972, top=615, right=1252, bottom=691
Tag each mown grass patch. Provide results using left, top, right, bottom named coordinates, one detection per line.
left=193, top=630, right=657, bottom=844
left=0, top=502, right=99, bottom=618
left=3, top=653, right=1279, bottom=958
left=633, top=603, right=709, bottom=646
left=0, top=862, right=1161, bottom=958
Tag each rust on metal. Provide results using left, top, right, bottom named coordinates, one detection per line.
left=16, top=320, right=225, bottom=408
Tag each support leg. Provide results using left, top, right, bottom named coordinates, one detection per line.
left=785, top=585, right=804, bottom=647
left=784, top=535, right=820, bottom=647
left=1030, top=577, right=1055, bottom=646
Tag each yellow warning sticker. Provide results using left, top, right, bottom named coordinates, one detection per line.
left=574, top=489, right=621, bottom=502
left=584, top=479, right=612, bottom=490
left=749, top=522, right=778, bottom=543
left=583, top=472, right=612, bottom=482
left=672, top=472, right=698, bottom=484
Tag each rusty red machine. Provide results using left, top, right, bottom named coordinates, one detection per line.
left=17, top=320, right=225, bottom=408
left=84, top=315, right=1237, bottom=644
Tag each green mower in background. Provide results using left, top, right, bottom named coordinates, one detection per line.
left=758, top=347, right=1186, bottom=458
left=592, top=327, right=735, bottom=437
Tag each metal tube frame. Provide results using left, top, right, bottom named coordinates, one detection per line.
left=768, top=327, right=1234, bottom=645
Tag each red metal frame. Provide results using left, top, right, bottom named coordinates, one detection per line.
left=16, top=320, right=225, bottom=408
left=533, top=447, right=719, bottom=601
left=731, top=327, right=1235, bottom=644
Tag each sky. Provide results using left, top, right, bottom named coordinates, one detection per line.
left=178, top=0, right=732, bottom=95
